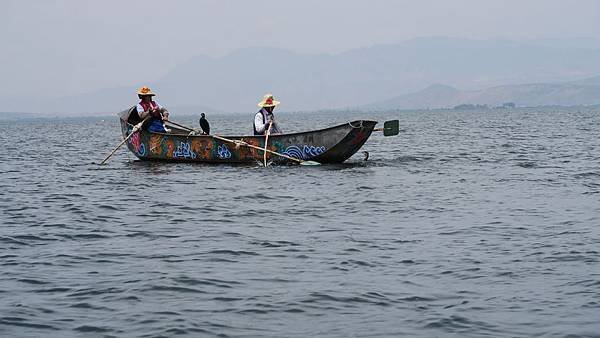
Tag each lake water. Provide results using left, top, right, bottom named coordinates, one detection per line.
left=1, top=108, right=599, bottom=337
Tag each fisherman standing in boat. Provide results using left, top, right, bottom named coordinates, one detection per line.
left=254, top=93, right=283, bottom=135
left=136, top=86, right=171, bottom=133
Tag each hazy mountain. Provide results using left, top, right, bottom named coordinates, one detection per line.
left=6, top=37, right=600, bottom=114
left=365, top=84, right=461, bottom=110
left=570, top=75, right=600, bottom=86
left=525, top=37, right=600, bottom=50
left=368, top=80, right=600, bottom=110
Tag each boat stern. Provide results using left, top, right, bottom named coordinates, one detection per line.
left=312, top=120, right=377, bottom=163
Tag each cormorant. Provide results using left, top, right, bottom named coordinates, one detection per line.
left=199, top=112, right=210, bottom=135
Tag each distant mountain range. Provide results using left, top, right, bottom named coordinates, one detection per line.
left=366, top=76, right=600, bottom=110
left=4, top=37, right=600, bottom=114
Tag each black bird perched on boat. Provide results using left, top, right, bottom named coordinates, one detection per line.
left=199, top=113, right=210, bottom=135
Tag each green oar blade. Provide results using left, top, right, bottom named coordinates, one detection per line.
left=383, top=119, right=399, bottom=136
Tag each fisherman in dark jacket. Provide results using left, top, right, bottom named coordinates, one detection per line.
left=254, top=93, right=283, bottom=135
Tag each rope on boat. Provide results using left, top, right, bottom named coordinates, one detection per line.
left=348, top=121, right=364, bottom=129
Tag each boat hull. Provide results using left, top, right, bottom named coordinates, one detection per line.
left=118, top=108, right=376, bottom=164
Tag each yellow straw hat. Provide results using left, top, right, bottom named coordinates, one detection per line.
left=257, top=93, right=280, bottom=108
left=137, top=86, right=156, bottom=96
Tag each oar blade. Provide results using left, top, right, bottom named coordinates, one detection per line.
left=300, top=160, right=321, bottom=166
left=383, top=119, right=399, bottom=136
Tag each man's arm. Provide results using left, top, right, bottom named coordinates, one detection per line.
left=154, top=101, right=169, bottom=120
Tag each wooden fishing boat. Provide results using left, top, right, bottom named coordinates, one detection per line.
left=118, top=107, right=378, bottom=164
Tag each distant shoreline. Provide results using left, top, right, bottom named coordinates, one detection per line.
left=2, top=104, right=599, bottom=121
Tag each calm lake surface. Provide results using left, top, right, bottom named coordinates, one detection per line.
left=1, top=109, right=599, bottom=337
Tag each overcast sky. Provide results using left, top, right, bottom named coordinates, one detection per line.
left=2, top=0, right=600, bottom=98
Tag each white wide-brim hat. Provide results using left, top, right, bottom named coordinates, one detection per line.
left=257, top=93, right=280, bottom=108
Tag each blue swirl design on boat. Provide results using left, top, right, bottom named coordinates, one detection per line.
left=173, top=142, right=196, bottom=159
left=283, top=145, right=325, bottom=159
left=303, top=145, right=325, bottom=158
left=217, top=144, right=232, bottom=159
left=137, top=143, right=146, bottom=156
left=282, top=145, right=304, bottom=159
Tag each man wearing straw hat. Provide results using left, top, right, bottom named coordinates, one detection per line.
left=136, top=86, right=171, bottom=133
left=254, top=93, right=283, bottom=135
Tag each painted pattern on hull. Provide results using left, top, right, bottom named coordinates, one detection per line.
left=282, top=145, right=325, bottom=159
left=173, top=142, right=196, bottom=159
left=128, top=131, right=146, bottom=156
left=217, top=144, right=232, bottom=159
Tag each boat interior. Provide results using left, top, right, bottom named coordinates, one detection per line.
left=125, top=107, right=191, bottom=135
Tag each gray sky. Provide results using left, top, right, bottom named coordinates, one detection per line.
left=2, top=0, right=600, bottom=99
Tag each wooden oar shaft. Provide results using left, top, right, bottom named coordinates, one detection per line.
left=263, top=122, right=272, bottom=167
left=212, top=135, right=304, bottom=164
left=100, top=134, right=134, bottom=165
left=100, top=117, right=150, bottom=165
left=165, top=120, right=194, bottom=131
left=166, top=120, right=310, bottom=164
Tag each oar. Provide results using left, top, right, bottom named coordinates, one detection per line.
left=212, top=135, right=320, bottom=166
left=373, top=119, right=400, bottom=136
left=165, top=120, right=199, bottom=134
left=100, top=116, right=150, bottom=165
left=165, top=120, right=320, bottom=165
left=263, top=121, right=272, bottom=167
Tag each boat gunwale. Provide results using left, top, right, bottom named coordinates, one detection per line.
left=121, top=118, right=378, bottom=140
